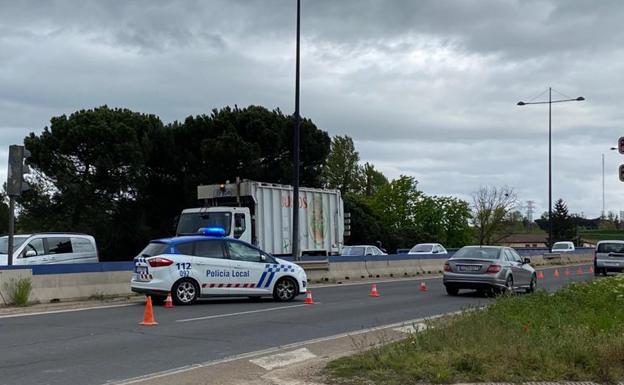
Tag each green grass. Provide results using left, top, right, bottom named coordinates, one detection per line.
left=5, top=277, right=33, bottom=306
left=326, top=276, right=624, bottom=384
left=581, top=229, right=624, bottom=241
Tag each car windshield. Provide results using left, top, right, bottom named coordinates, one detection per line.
left=453, top=247, right=501, bottom=260
left=138, top=242, right=169, bottom=257
left=597, top=242, right=624, bottom=254
left=342, top=246, right=365, bottom=256
left=410, top=244, right=433, bottom=252
left=0, top=236, right=28, bottom=254
left=177, top=212, right=232, bottom=235
left=552, top=243, right=569, bottom=250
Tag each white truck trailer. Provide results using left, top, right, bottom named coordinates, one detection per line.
left=176, top=181, right=344, bottom=256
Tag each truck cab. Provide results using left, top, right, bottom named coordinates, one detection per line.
left=176, top=207, right=252, bottom=244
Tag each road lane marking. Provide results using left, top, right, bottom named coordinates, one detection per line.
left=176, top=304, right=308, bottom=323
left=250, top=348, right=317, bottom=370
left=0, top=303, right=138, bottom=319
left=104, top=311, right=466, bottom=385
left=393, top=322, right=428, bottom=333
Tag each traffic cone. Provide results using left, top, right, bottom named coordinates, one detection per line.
left=553, top=269, right=560, bottom=278
left=164, top=292, right=174, bottom=308
left=369, top=283, right=380, bottom=297
left=304, top=290, right=315, bottom=305
left=576, top=267, right=584, bottom=276
left=537, top=271, right=545, bottom=280
left=139, top=296, right=158, bottom=326
left=589, top=266, right=594, bottom=274
left=565, top=269, right=572, bottom=278
left=419, top=281, right=428, bottom=292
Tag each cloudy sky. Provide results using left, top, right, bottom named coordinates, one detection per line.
left=1, top=0, right=623, bottom=218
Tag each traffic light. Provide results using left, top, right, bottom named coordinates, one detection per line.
left=620, top=165, right=624, bottom=182
left=619, top=137, right=624, bottom=154
left=344, top=212, right=351, bottom=237
left=6, top=145, right=31, bottom=196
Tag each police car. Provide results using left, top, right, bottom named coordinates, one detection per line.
left=130, top=228, right=308, bottom=305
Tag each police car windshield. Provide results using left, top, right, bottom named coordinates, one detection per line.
left=0, top=236, right=27, bottom=254
left=138, top=242, right=169, bottom=257
left=177, top=212, right=232, bottom=235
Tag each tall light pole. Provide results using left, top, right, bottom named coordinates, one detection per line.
left=292, top=0, right=301, bottom=261
left=517, top=88, right=584, bottom=250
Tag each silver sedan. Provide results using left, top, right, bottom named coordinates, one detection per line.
left=442, top=246, right=536, bottom=296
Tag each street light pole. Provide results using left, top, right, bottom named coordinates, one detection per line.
left=292, top=0, right=301, bottom=261
left=517, top=88, right=584, bottom=251
left=602, top=152, right=605, bottom=218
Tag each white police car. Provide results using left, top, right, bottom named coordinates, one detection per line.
left=130, top=228, right=307, bottom=305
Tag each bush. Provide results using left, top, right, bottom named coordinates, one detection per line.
left=5, top=277, right=33, bottom=306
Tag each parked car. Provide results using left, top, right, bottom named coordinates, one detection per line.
left=341, top=245, right=387, bottom=256
left=594, top=240, right=624, bottom=276
left=552, top=241, right=575, bottom=252
left=0, top=233, right=99, bottom=265
left=131, top=227, right=308, bottom=305
left=442, top=245, right=536, bottom=296
left=408, top=243, right=447, bottom=255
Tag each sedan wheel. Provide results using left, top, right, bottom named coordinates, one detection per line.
left=273, top=278, right=297, bottom=302
left=502, top=275, right=514, bottom=295
left=173, top=279, right=199, bottom=305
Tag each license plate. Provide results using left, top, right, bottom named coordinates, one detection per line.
left=135, top=266, right=147, bottom=274
left=458, top=265, right=480, bottom=272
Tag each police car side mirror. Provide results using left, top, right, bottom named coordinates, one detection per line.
left=260, top=254, right=267, bottom=262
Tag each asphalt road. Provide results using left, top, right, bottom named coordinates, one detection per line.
left=0, top=264, right=594, bottom=385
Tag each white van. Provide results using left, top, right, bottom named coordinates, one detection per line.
left=552, top=241, right=575, bottom=252
left=0, top=233, right=99, bottom=265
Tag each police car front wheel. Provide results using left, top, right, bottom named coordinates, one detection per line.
left=172, top=279, right=199, bottom=305
left=273, top=277, right=298, bottom=302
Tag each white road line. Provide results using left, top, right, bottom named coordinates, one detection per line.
left=176, top=304, right=308, bottom=323
left=250, top=347, right=317, bottom=370
left=0, top=303, right=138, bottom=319
left=393, top=322, right=428, bottom=334
left=105, top=311, right=466, bottom=385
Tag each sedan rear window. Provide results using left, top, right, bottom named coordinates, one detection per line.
left=138, top=242, right=169, bottom=257
left=597, top=243, right=624, bottom=253
left=453, top=247, right=501, bottom=260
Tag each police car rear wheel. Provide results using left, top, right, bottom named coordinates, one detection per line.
left=173, top=279, right=199, bottom=305
left=273, top=277, right=297, bottom=302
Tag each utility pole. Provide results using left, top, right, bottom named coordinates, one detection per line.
left=6, top=145, right=31, bottom=265
left=291, top=0, right=301, bottom=261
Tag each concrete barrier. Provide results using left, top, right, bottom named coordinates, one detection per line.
left=0, top=248, right=595, bottom=305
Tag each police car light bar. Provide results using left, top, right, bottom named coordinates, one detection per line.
left=197, top=227, right=226, bottom=237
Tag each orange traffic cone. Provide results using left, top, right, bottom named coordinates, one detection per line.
left=589, top=266, right=594, bottom=274
left=164, top=292, right=174, bottom=308
left=576, top=267, right=584, bottom=276
left=139, top=296, right=158, bottom=326
left=304, top=290, right=315, bottom=305
left=565, top=269, right=572, bottom=278
left=369, top=283, right=380, bottom=297
left=537, top=271, right=545, bottom=280
left=419, top=281, right=428, bottom=292
left=553, top=269, right=560, bottom=278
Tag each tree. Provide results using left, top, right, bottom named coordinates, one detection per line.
left=551, top=199, right=576, bottom=243
left=321, top=135, right=362, bottom=194
left=471, top=186, right=517, bottom=245
left=18, top=105, right=332, bottom=261
left=359, top=162, right=388, bottom=197
left=0, top=191, right=8, bottom=234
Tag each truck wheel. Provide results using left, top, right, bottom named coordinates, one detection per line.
left=172, top=279, right=199, bottom=305
left=273, top=277, right=297, bottom=302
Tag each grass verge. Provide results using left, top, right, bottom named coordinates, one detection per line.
left=5, top=277, right=33, bottom=306
left=326, top=276, right=624, bottom=384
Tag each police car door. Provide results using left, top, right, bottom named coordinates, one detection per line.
left=191, top=240, right=231, bottom=295
left=225, top=240, right=271, bottom=295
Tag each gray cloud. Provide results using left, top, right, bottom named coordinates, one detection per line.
left=1, top=0, right=623, bottom=218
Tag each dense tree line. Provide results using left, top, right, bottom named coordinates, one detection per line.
left=15, top=105, right=329, bottom=260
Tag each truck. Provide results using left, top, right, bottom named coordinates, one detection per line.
left=175, top=180, right=344, bottom=256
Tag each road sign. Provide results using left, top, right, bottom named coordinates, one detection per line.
left=619, top=137, right=624, bottom=154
